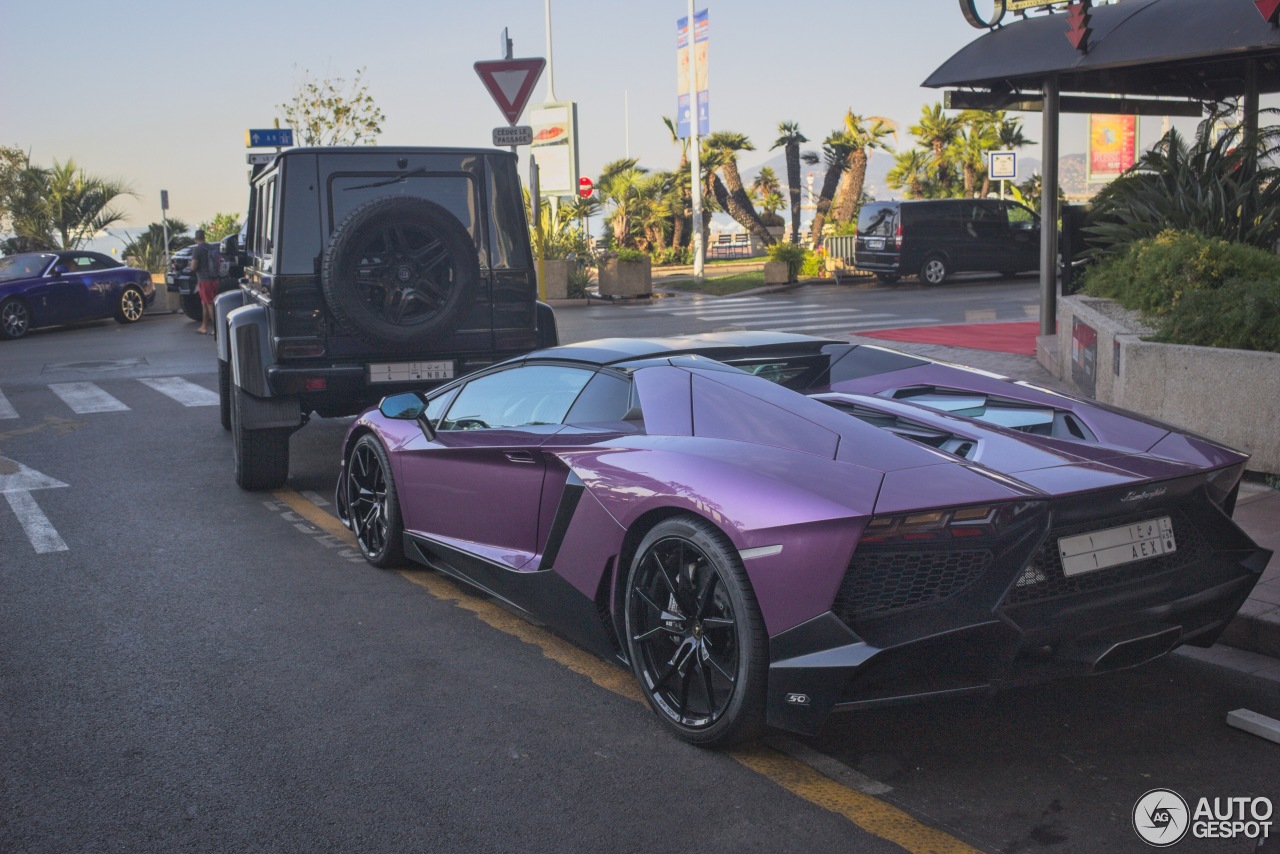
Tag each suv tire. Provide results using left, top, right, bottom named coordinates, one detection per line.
left=321, top=196, right=478, bottom=348
left=230, top=384, right=291, bottom=490
left=919, top=255, right=949, bottom=286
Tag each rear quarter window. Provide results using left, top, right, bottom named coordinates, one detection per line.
left=858, top=206, right=897, bottom=237
left=328, top=173, right=479, bottom=244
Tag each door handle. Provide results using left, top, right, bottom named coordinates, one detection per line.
left=504, top=450, right=536, bottom=464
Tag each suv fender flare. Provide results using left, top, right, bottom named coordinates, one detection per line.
left=215, top=289, right=247, bottom=363
left=226, top=306, right=303, bottom=431
left=535, top=301, right=559, bottom=349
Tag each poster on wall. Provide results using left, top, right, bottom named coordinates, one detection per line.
left=1087, top=114, right=1138, bottom=183
left=676, top=9, right=709, bottom=139
left=528, top=101, right=579, bottom=198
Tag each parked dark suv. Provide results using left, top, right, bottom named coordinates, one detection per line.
left=215, top=146, right=557, bottom=490
left=854, top=198, right=1040, bottom=285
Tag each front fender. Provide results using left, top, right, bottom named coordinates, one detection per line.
left=215, top=289, right=247, bottom=363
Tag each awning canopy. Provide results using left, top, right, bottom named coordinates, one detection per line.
left=924, top=0, right=1280, bottom=100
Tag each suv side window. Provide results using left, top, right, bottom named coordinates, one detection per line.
left=255, top=176, right=277, bottom=269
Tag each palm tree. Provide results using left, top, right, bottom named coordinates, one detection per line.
left=771, top=121, right=809, bottom=243
left=42, top=159, right=136, bottom=249
left=910, top=103, right=962, bottom=196
left=704, top=131, right=775, bottom=246
left=597, top=158, right=647, bottom=250
left=951, top=111, right=1000, bottom=198
left=118, top=218, right=193, bottom=273
left=750, top=167, right=785, bottom=228
left=635, top=172, right=675, bottom=252
left=804, top=133, right=854, bottom=246
left=832, top=111, right=896, bottom=224
left=662, top=116, right=692, bottom=252
left=886, top=149, right=933, bottom=199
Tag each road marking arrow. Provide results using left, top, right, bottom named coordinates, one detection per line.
left=0, top=456, right=68, bottom=554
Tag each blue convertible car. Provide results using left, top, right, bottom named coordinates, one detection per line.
left=0, top=251, right=156, bottom=340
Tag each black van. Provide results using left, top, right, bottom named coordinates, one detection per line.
left=854, top=199, right=1040, bottom=285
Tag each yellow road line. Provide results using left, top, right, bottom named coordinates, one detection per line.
left=273, top=487, right=981, bottom=853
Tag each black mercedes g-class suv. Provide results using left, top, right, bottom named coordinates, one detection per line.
left=215, top=147, right=557, bottom=490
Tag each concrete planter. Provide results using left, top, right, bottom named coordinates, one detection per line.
left=763, top=260, right=791, bottom=285
left=1053, top=295, right=1280, bottom=474
left=599, top=257, right=651, bottom=297
left=540, top=259, right=571, bottom=300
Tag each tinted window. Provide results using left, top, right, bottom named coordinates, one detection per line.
left=0, top=254, right=55, bottom=280
left=858, top=205, right=897, bottom=237
left=329, top=174, right=477, bottom=241
left=564, top=372, right=634, bottom=425
left=442, top=365, right=592, bottom=430
left=1007, top=202, right=1038, bottom=230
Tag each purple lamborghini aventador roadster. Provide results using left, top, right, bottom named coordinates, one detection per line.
left=335, top=332, right=1271, bottom=746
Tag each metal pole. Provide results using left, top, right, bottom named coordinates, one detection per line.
left=688, top=0, right=704, bottom=282
left=1039, top=76, right=1060, bottom=338
left=544, top=0, right=557, bottom=102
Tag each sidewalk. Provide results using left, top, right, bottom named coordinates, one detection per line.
left=836, top=330, right=1280, bottom=671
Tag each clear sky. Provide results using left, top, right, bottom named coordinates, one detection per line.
left=0, top=0, right=1246, bottom=246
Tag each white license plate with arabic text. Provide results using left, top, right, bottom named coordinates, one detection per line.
left=1058, top=516, right=1176, bottom=577
left=368, top=361, right=455, bottom=383
left=865, top=237, right=885, bottom=250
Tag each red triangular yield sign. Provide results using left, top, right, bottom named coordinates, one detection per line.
left=474, top=58, right=546, bottom=125
left=1258, top=0, right=1280, bottom=24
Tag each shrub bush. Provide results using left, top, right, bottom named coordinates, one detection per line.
left=1154, top=279, right=1280, bottom=352
left=766, top=242, right=807, bottom=282
left=1081, top=230, right=1280, bottom=316
left=800, top=246, right=825, bottom=279
left=612, top=247, right=648, bottom=263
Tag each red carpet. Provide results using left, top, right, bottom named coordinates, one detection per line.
left=859, top=321, right=1039, bottom=355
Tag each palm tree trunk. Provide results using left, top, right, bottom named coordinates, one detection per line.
left=832, top=149, right=868, bottom=225
left=720, top=160, right=776, bottom=246
left=809, top=164, right=845, bottom=247
left=786, top=143, right=802, bottom=243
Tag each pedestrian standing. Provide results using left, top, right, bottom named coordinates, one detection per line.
left=190, top=229, right=217, bottom=335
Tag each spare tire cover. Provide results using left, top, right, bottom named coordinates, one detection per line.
left=321, top=196, right=479, bottom=347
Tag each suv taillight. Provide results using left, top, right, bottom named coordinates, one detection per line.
left=894, top=223, right=903, bottom=249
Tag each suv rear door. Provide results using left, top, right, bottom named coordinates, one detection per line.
left=855, top=203, right=898, bottom=268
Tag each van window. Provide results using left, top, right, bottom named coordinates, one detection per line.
left=858, top=206, right=896, bottom=237
left=1007, top=203, right=1038, bottom=230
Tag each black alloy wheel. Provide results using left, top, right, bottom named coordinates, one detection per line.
left=624, top=516, right=766, bottom=747
left=0, top=298, right=30, bottom=340
left=345, top=434, right=405, bottom=568
left=115, top=286, right=145, bottom=323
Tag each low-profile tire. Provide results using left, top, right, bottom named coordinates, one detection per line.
left=217, top=359, right=232, bottom=431
left=624, top=515, right=768, bottom=747
left=1, top=297, right=31, bottom=340
left=875, top=273, right=900, bottom=284
left=919, top=255, right=948, bottom=286
left=343, top=434, right=406, bottom=568
left=320, top=196, right=479, bottom=348
left=114, top=285, right=146, bottom=323
left=230, top=385, right=290, bottom=491
left=180, top=292, right=202, bottom=321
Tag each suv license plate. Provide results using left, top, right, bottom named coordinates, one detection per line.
left=1058, top=516, right=1175, bottom=577
left=865, top=237, right=885, bottom=250
left=369, top=361, right=455, bottom=383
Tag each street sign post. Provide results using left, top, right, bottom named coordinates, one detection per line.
left=246, top=152, right=277, bottom=166
left=578, top=176, right=593, bottom=198
left=493, top=125, right=534, bottom=146
left=245, top=128, right=294, bottom=148
left=988, top=151, right=1017, bottom=180
left=474, top=58, right=546, bottom=125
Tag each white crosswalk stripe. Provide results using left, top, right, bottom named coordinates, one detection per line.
left=138, top=377, right=219, bottom=407
left=665, top=305, right=888, bottom=318
left=779, top=317, right=940, bottom=332
left=0, top=389, right=16, bottom=420
left=49, top=382, right=129, bottom=414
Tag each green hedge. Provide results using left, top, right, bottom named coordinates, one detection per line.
left=1080, top=230, right=1280, bottom=353
left=1153, top=279, right=1280, bottom=352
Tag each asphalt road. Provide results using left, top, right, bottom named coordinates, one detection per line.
left=1, top=284, right=1276, bottom=853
